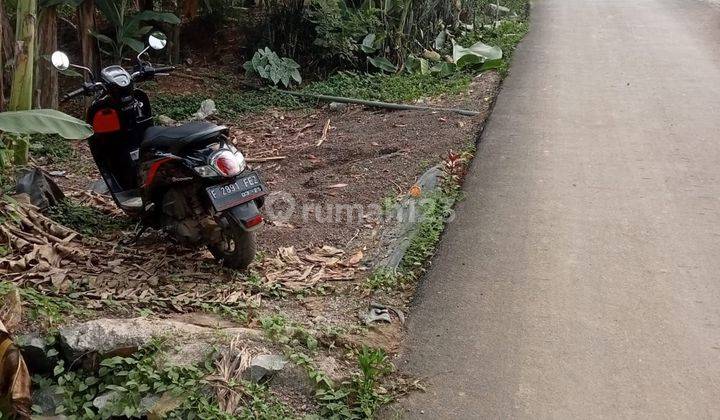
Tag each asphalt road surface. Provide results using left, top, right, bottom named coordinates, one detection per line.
left=400, top=0, right=720, bottom=418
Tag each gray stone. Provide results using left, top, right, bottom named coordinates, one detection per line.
left=89, top=178, right=110, bottom=195
left=32, top=386, right=63, bottom=416
left=247, top=354, right=288, bottom=383
left=191, top=99, right=217, bottom=120
left=316, top=355, right=346, bottom=385
left=14, top=167, right=65, bottom=210
left=93, top=391, right=121, bottom=411
left=58, top=317, right=263, bottom=365
left=329, top=102, right=347, bottom=111
left=270, top=362, right=315, bottom=397
left=157, top=115, right=177, bottom=125
left=15, top=332, right=56, bottom=374
left=361, top=307, right=392, bottom=325
left=371, top=165, right=449, bottom=270
left=485, top=3, right=511, bottom=16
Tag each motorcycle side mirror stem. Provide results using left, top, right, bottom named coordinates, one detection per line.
left=136, top=31, right=167, bottom=63
left=51, top=51, right=95, bottom=80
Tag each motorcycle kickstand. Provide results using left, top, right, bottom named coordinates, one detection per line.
left=122, top=222, right=148, bottom=245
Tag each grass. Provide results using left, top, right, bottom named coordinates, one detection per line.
left=0, top=282, right=88, bottom=327
left=29, top=134, right=76, bottom=162
left=366, top=267, right=402, bottom=291
left=304, top=71, right=473, bottom=103
left=152, top=89, right=305, bottom=120
left=48, top=199, right=133, bottom=235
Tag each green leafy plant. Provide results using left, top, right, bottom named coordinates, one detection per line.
left=0, top=109, right=91, bottom=169
left=93, top=0, right=180, bottom=62
left=243, top=48, right=302, bottom=88
left=315, top=346, right=394, bottom=419
left=48, top=199, right=132, bottom=235
left=366, top=267, right=401, bottom=290
left=306, top=0, right=381, bottom=68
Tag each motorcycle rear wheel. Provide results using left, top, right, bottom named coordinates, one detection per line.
left=207, top=219, right=256, bottom=270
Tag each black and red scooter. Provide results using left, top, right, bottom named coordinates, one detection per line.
left=51, top=32, right=267, bottom=269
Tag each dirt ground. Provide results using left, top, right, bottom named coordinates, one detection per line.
left=1, top=71, right=499, bottom=411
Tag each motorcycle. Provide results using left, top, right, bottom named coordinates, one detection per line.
left=50, top=32, right=267, bottom=270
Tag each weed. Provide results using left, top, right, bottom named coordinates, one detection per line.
left=29, top=134, right=76, bottom=162
left=195, top=302, right=248, bottom=324
left=48, top=199, right=132, bottom=235
left=315, top=346, right=394, bottom=419
left=260, top=314, right=318, bottom=351
left=152, top=89, right=305, bottom=120
left=366, top=268, right=401, bottom=291
left=33, top=340, right=229, bottom=418
left=401, top=191, right=456, bottom=277
left=304, top=71, right=472, bottom=103
left=0, top=282, right=87, bottom=326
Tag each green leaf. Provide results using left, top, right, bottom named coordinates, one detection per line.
left=434, top=29, right=447, bottom=50
left=361, top=33, right=377, bottom=53
left=132, top=10, right=181, bottom=25
left=480, top=58, right=504, bottom=71
left=90, top=31, right=115, bottom=46
left=452, top=40, right=502, bottom=68
left=53, top=364, right=64, bottom=376
left=0, top=108, right=94, bottom=140
left=123, top=37, right=147, bottom=54
left=368, top=56, right=397, bottom=73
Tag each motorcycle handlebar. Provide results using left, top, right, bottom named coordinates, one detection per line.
left=152, top=66, right=175, bottom=73
left=61, top=87, right=86, bottom=102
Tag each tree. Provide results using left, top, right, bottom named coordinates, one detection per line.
left=37, top=1, right=60, bottom=109
left=77, top=0, right=99, bottom=78
left=9, top=0, right=37, bottom=112
left=8, top=0, right=38, bottom=165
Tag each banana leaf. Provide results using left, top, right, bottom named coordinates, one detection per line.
left=452, top=40, right=502, bottom=68
left=0, top=109, right=92, bottom=140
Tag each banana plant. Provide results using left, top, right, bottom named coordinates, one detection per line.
left=0, top=109, right=92, bottom=168
left=93, top=0, right=180, bottom=62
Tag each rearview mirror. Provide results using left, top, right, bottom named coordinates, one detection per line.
left=148, top=32, right=167, bottom=51
left=51, top=51, right=70, bottom=71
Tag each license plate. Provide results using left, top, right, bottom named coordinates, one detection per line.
left=206, top=172, right=267, bottom=212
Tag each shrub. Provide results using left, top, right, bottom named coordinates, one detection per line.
left=243, top=48, right=302, bottom=88
left=306, top=0, right=382, bottom=69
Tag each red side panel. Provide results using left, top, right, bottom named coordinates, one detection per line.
left=92, top=108, right=121, bottom=133
left=144, top=157, right=173, bottom=187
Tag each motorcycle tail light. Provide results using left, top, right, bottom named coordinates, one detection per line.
left=210, top=150, right=241, bottom=177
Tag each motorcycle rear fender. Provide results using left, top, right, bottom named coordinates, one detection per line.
left=225, top=200, right=264, bottom=232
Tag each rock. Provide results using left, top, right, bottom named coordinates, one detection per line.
left=270, top=362, right=315, bottom=397
left=372, top=165, right=448, bottom=270
left=58, top=317, right=263, bottom=366
left=316, top=355, right=345, bottom=385
left=247, top=354, right=288, bottom=383
left=15, top=332, right=56, bottom=375
left=328, top=102, right=347, bottom=111
left=14, top=167, right=64, bottom=210
left=361, top=306, right=392, bottom=325
left=485, top=3, right=511, bottom=16
left=93, top=391, right=121, bottom=411
left=88, top=178, right=110, bottom=195
left=157, top=115, right=177, bottom=125
left=32, top=385, right=63, bottom=416
left=191, top=99, right=217, bottom=120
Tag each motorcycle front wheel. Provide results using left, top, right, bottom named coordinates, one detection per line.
left=207, top=218, right=256, bottom=270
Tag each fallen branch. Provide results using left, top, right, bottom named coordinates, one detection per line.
left=246, top=156, right=287, bottom=163
left=277, top=90, right=481, bottom=117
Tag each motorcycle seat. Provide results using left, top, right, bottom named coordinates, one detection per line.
left=141, top=121, right=227, bottom=153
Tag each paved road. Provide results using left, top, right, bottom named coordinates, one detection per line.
left=400, top=0, right=720, bottom=418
